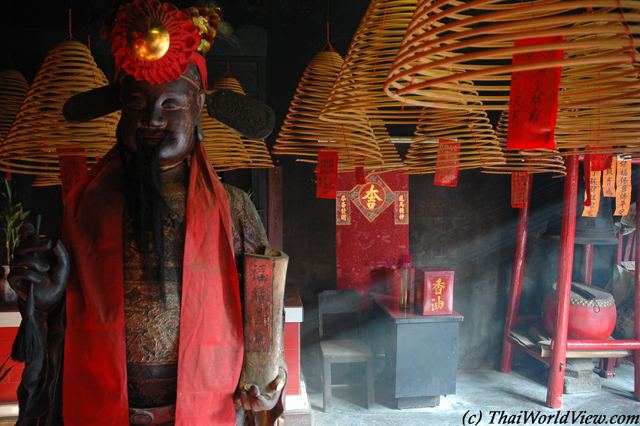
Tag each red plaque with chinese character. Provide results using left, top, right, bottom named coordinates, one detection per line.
left=57, top=147, right=88, bottom=201
left=507, top=36, right=563, bottom=150
left=434, top=139, right=460, bottom=187
left=414, top=266, right=455, bottom=316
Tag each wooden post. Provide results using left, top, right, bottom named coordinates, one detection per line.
left=546, top=154, right=579, bottom=408
left=500, top=172, right=533, bottom=373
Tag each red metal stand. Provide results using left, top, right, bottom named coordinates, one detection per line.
left=500, top=156, right=640, bottom=408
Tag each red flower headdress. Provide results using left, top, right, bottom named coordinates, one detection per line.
left=103, top=0, right=220, bottom=89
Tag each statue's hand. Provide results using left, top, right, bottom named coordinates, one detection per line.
left=8, top=223, right=69, bottom=312
left=234, top=367, right=286, bottom=412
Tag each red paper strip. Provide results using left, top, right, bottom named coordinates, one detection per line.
left=507, top=36, right=563, bottom=150
left=583, top=157, right=592, bottom=207
left=244, top=256, right=274, bottom=352
left=434, top=139, right=460, bottom=187
left=57, top=147, right=88, bottom=201
left=603, top=156, right=617, bottom=197
left=511, top=172, right=530, bottom=209
left=615, top=157, right=631, bottom=216
left=582, top=171, right=601, bottom=218
left=317, top=151, right=338, bottom=199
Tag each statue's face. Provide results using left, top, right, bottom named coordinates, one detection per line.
left=119, top=75, right=204, bottom=169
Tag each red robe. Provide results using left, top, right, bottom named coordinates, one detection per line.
left=61, top=142, right=244, bottom=425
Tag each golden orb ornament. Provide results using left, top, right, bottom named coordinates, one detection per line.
left=126, top=16, right=170, bottom=61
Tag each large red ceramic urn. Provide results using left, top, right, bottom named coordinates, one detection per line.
left=542, top=282, right=617, bottom=340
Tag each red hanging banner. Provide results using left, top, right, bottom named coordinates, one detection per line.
left=434, top=139, right=460, bottom=187
left=316, top=151, right=338, bottom=199
left=355, top=166, right=366, bottom=185
left=507, top=36, right=563, bottom=150
left=57, top=147, right=88, bottom=201
left=590, top=152, right=613, bottom=171
left=511, top=172, right=530, bottom=209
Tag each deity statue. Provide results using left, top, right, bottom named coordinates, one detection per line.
left=9, top=1, right=287, bottom=425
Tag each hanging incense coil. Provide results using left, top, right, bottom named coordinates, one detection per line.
left=274, top=49, right=382, bottom=168
left=0, top=40, right=119, bottom=176
left=210, top=76, right=273, bottom=169
left=385, top=0, right=640, bottom=111
left=31, top=175, right=62, bottom=187
left=202, top=77, right=251, bottom=172
left=485, top=110, right=566, bottom=176
left=320, top=0, right=424, bottom=124
left=0, top=68, right=29, bottom=141
left=404, top=98, right=505, bottom=174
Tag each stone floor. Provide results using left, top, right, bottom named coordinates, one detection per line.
left=306, top=359, right=639, bottom=426
left=0, top=359, right=636, bottom=425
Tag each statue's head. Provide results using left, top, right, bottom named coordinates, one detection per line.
left=102, top=0, right=222, bottom=168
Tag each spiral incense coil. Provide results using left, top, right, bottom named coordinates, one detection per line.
left=202, top=77, right=252, bottom=172
left=404, top=101, right=505, bottom=174
left=0, top=69, right=29, bottom=141
left=319, top=0, right=424, bottom=124
left=385, top=0, right=640, bottom=111
left=210, top=76, right=273, bottom=169
left=0, top=40, right=119, bottom=176
left=274, top=49, right=382, bottom=167
left=486, top=110, right=566, bottom=176
left=31, top=175, right=62, bottom=187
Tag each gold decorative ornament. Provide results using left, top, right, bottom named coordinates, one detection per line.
left=126, top=16, right=171, bottom=61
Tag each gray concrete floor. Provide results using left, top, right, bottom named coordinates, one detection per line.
left=306, top=359, right=639, bottom=426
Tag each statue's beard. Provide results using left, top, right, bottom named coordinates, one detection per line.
left=118, top=128, right=172, bottom=283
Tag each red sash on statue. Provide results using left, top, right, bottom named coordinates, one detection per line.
left=62, top=142, right=244, bottom=425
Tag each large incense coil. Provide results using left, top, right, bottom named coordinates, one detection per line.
left=202, top=77, right=251, bottom=172
left=404, top=103, right=506, bottom=174
left=0, top=40, right=119, bottom=176
left=320, top=0, right=424, bottom=124
left=485, top=110, right=566, bottom=176
left=332, top=119, right=406, bottom=172
left=0, top=69, right=29, bottom=141
left=385, top=0, right=640, bottom=110
left=274, top=49, right=382, bottom=167
left=212, top=76, right=273, bottom=168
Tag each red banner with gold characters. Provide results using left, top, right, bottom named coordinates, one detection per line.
left=336, top=171, right=409, bottom=308
left=507, top=36, right=563, bottom=150
left=316, top=151, right=338, bottom=199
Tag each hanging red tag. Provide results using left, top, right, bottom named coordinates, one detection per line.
left=582, top=170, right=601, bottom=218
left=615, top=156, right=631, bottom=216
left=355, top=166, right=366, bottom=185
left=57, top=147, right=88, bottom=201
left=434, top=139, right=460, bottom=187
left=583, top=157, right=592, bottom=207
left=507, top=36, right=563, bottom=150
left=317, top=151, right=338, bottom=199
left=590, top=152, right=613, bottom=171
left=511, top=172, right=530, bottom=209
left=603, top=156, right=617, bottom=197
left=5, top=172, right=11, bottom=181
